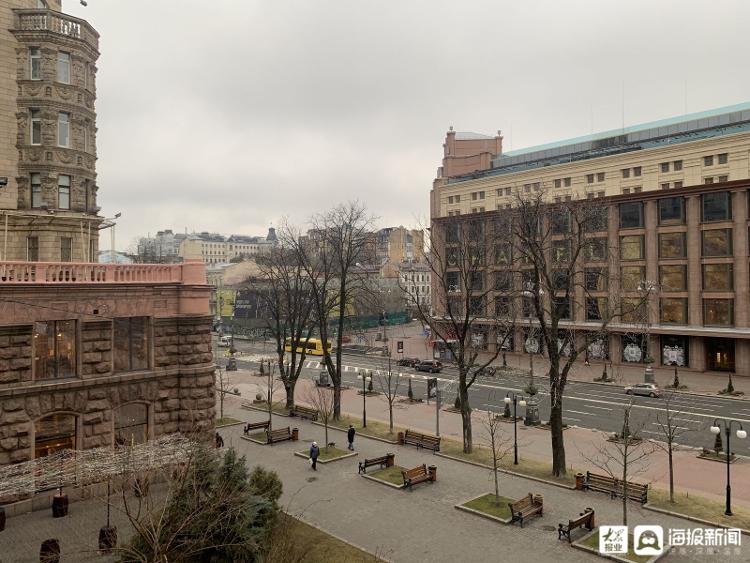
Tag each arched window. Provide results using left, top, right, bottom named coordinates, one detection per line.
left=35, top=413, right=76, bottom=458
left=114, top=403, right=148, bottom=446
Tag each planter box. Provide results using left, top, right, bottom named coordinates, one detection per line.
left=697, top=452, right=738, bottom=463
left=572, top=529, right=670, bottom=563
left=454, top=493, right=514, bottom=524
left=293, top=450, right=357, bottom=464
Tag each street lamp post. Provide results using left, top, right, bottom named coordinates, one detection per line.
left=361, top=372, right=372, bottom=428
left=710, top=418, right=747, bottom=516
left=637, top=279, right=658, bottom=383
left=504, top=392, right=527, bottom=465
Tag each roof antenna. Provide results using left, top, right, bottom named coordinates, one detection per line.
left=621, top=80, right=625, bottom=133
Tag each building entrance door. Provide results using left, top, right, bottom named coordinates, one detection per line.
left=705, top=338, right=735, bottom=371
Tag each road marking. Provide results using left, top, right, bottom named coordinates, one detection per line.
left=584, top=405, right=612, bottom=411
left=566, top=410, right=594, bottom=416
left=651, top=422, right=689, bottom=430
left=564, top=417, right=581, bottom=422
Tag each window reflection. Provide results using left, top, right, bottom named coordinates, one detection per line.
left=114, top=317, right=149, bottom=372
left=114, top=403, right=148, bottom=446
left=33, top=320, right=76, bottom=380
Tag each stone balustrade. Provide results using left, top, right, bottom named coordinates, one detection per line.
left=13, top=8, right=99, bottom=51
left=0, top=260, right=206, bottom=285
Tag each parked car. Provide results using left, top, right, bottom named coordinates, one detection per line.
left=397, top=357, right=419, bottom=367
left=218, top=335, right=232, bottom=348
left=624, top=383, right=662, bottom=398
left=415, top=360, right=443, bottom=373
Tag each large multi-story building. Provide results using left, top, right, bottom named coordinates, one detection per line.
left=375, top=226, right=424, bottom=264
left=178, top=228, right=277, bottom=265
left=0, top=0, right=102, bottom=262
left=136, top=229, right=186, bottom=263
left=0, top=1, right=215, bottom=511
left=431, top=103, right=750, bottom=375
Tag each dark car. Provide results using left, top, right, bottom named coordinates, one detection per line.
left=397, top=357, right=419, bottom=367
left=415, top=360, right=443, bottom=373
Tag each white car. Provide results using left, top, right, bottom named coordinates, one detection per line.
left=218, top=336, right=232, bottom=348
left=624, top=383, right=662, bottom=398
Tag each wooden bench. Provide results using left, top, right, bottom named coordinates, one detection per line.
left=243, top=420, right=270, bottom=435
left=266, top=427, right=292, bottom=444
left=558, top=508, right=595, bottom=543
left=359, top=455, right=390, bottom=474
left=583, top=471, right=648, bottom=504
left=508, top=493, right=543, bottom=527
left=401, top=464, right=433, bottom=490
left=290, top=405, right=319, bottom=421
left=403, top=429, right=441, bottom=452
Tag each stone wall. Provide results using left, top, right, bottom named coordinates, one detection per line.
left=81, top=320, right=111, bottom=377
left=0, top=325, right=31, bottom=385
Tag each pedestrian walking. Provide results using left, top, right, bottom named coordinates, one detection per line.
left=347, top=425, right=356, bottom=451
left=309, top=441, right=320, bottom=470
left=215, top=432, right=224, bottom=448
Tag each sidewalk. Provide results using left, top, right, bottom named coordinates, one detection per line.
left=220, top=396, right=740, bottom=563
left=228, top=369, right=750, bottom=509
left=389, top=327, right=749, bottom=397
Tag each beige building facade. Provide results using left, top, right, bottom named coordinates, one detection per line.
left=1, top=0, right=101, bottom=262
left=431, top=104, right=750, bottom=375
left=376, top=226, right=424, bottom=264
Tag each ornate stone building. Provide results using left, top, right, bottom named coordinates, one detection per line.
left=1, top=0, right=100, bottom=262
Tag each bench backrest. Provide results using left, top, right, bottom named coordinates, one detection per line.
left=510, top=494, right=533, bottom=511
left=269, top=427, right=290, bottom=437
left=570, top=511, right=594, bottom=527
left=405, top=430, right=439, bottom=443
left=403, top=465, right=427, bottom=479
left=366, top=456, right=389, bottom=465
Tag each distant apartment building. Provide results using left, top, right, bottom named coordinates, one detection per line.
left=398, top=261, right=431, bottom=311
left=178, top=228, right=277, bottom=265
left=376, top=226, right=424, bottom=264
left=0, top=1, right=215, bottom=507
left=136, top=229, right=186, bottom=263
left=431, top=103, right=750, bottom=374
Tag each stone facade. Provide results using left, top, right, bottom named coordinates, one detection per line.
left=1, top=1, right=101, bottom=262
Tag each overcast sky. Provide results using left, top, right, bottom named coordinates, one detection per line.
left=63, top=0, right=750, bottom=251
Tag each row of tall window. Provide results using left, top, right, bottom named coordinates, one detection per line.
left=26, top=236, right=95, bottom=262
left=30, top=173, right=92, bottom=211
left=29, top=47, right=93, bottom=90
left=620, top=192, right=732, bottom=229
left=29, top=109, right=90, bottom=151
left=32, top=318, right=150, bottom=381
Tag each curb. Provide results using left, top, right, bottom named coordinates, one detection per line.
left=571, top=529, right=669, bottom=563
left=285, top=510, right=394, bottom=563
left=360, top=472, right=406, bottom=490
left=240, top=403, right=292, bottom=417
left=433, top=452, right=576, bottom=490
left=571, top=376, right=750, bottom=402
left=240, top=434, right=268, bottom=445
left=454, top=495, right=513, bottom=524
left=293, top=450, right=358, bottom=464
left=642, top=504, right=750, bottom=536
left=312, top=421, right=400, bottom=445
left=215, top=420, right=245, bottom=429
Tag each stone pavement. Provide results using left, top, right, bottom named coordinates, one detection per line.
left=232, top=373, right=750, bottom=509
left=219, top=401, right=743, bottom=563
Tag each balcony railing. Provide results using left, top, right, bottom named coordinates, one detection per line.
left=0, top=261, right=206, bottom=285
left=14, top=9, right=99, bottom=51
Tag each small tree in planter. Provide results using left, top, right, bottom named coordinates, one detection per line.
left=367, top=377, right=374, bottom=394
left=304, top=385, right=335, bottom=453
left=408, top=378, right=414, bottom=401
left=714, top=431, right=723, bottom=457
left=484, top=410, right=512, bottom=505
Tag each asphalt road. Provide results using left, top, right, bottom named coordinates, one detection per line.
left=224, top=338, right=750, bottom=453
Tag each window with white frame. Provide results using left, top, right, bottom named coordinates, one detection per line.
left=30, top=48, right=41, bottom=80
left=30, top=109, right=42, bottom=145
left=58, top=112, right=69, bottom=147
left=31, top=173, right=42, bottom=208
left=58, top=175, right=70, bottom=209
left=57, top=51, right=70, bottom=83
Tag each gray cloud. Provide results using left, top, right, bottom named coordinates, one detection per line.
left=63, top=0, right=750, bottom=249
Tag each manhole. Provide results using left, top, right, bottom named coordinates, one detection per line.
left=306, top=477, right=317, bottom=482
left=541, top=525, right=557, bottom=532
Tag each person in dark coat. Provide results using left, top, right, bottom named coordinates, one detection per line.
left=347, top=425, right=356, bottom=451
left=215, top=432, right=224, bottom=448
left=309, top=442, right=320, bottom=470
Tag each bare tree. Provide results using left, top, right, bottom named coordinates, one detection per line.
left=653, top=390, right=691, bottom=503
left=248, top=221, right=316, bottom=409
left=484, top=410, right=512, bottom=504
left=260, top=361, right=281, bottom=434
left=583, top=400, right=653, bottom=525
left=303, top=384, right=336, bottom=453
left=508, top=191, right=645, bottom=477
left=406, top=216, right=516, bottom=453
left=215, top=364, right=231, bottom=422
left=375, top=364, right=402, bottom=434
left=297, top=202, right=375, bottom=420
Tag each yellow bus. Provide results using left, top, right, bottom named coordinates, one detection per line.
left=284, top=337, right=332, bottom=356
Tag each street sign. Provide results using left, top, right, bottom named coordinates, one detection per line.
left=397, top=340, right=403, bottom=353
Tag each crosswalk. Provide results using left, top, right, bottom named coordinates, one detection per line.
left=304, top=359, right=437, bottom=381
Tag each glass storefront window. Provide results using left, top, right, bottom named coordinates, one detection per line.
left=661, top=298, right=687, bottom=324
left=620, top=235, right=644, bottom=260
left=33, top=320, right=76, bottom=380
left=621, top=266, right=645, bottom=291
left=702, top=192, right=731, bottom=222
left=621, top=298, right=647, bottom=323
left=659, top=265, right=686, bottom=291
left=701, top=229, right=733, bottom=257
left=585, top=237, right=608, bottom=261
left=622, top=334, right=647, bottom=363
left=702, top=263, right=733, bottom=291
left=706, top=338, right=735, bottom=371
left=661, top=335, right=688, bottom=367
left=113, top=317, right=149, bottom=372
left=115, top=403, right=148, bottom=446
left=585, top=207, right=608, bottom=232
left=35, top=413, right=76, bottom=459
left=704, top=299, right=734, bottom=326
left=585, top=268, right=607, bottom=291
left=586, top=297, right=607, bottom=321
left=620, top=202, right=643, bottom=229
left=659, top=232, right=687, bottom=259
left=658, top=197, right=685, bottom=225
left=552, top=239, right=571, bottom=263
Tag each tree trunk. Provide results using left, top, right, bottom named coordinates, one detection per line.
left=388, top=401, right=394, bottom=433
left=668, top=445, right=674, bottom=503
left=622, top=460, right=628, bottom=526
left=324, top=422, right=329, bottom=452
left=459, top=382, right=472, bottom=453
left=549, top=402, right=567, bottom=477
left=284, top=382, right=295, bottom=409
